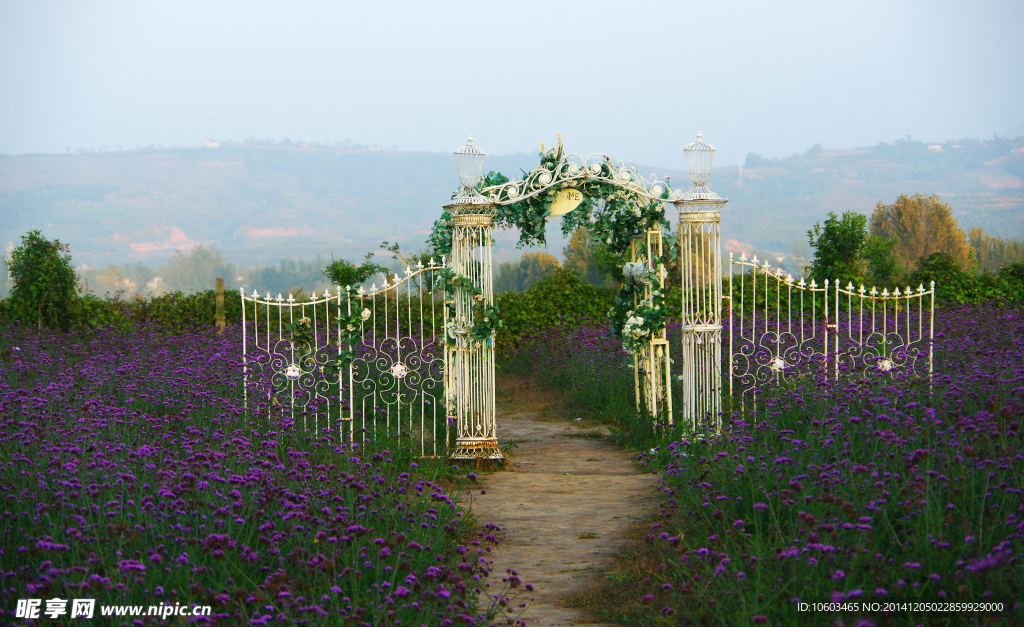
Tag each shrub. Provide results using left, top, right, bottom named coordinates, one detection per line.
left=909, top=252, right=1024, bottom=303
left=5, top=230, right=78, bottom=330
left=495, top=268, right=616, bottom=349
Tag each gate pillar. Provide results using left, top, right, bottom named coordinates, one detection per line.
left=446, top=138, right=502, bottom=461
left=630, top=226, right=674, bottom=423
left=675, top=134, right=727, bottom=433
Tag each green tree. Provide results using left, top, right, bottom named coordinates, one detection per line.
left=322, top=251, right=389, bottom=289
left=863, top=235, right=901, bottom=284
left=563, top=227, right=608, bottom=286
left=7, top=230, right=79, bottom=330
left=494, top=252, right=560, bottom=293
left=870, top=194, right=970, bottom=272
left=0, top=256, right=10, bottom=299
left=908, top=251, right=973, bottom=303
left=807, top=211, right=868, bottom=287
left=157, top=244, right=236, bottom=293
left=967, top=226, right=1024, bottom=274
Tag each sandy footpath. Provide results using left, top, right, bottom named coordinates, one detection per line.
left=467, top=412, right=657, bottom=626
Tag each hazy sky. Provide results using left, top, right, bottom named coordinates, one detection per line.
left=1, top=0, right=1022, bottom=169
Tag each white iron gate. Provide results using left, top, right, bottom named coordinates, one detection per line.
left=728, top=253, right=935, bottom=414
left=240, top=263, right=451, bottom=456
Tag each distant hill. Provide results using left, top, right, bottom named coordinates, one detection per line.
left=1, top=136, right=1021, bottom=272
left=710, top=136, right=1024, bottom=258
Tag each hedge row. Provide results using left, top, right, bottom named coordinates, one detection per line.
left=494, top=268, right=616, bottom=348
left=0, top=290, right=244, bottom=333
left=2, top=256, right=1020, bottom=337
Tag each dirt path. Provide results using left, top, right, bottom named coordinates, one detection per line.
left=467, top=407, right=658, bottom=626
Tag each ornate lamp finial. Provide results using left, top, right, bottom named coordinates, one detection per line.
left=454, top=136, right=486, bottom=190
left=684, top=132, right=715, bottom=186
left=448, top=135, right=493, bottom=210
left=676, top=132, right=725, bottom=204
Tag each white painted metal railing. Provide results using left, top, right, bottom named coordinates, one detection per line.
left=728, top=253, right=935, bottom=416
left=240, top=263, right=450, bottom=456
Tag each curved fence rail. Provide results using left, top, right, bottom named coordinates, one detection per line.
left=241, top=263, right=450, bottom=456
left=728, top=253, right=935, bottom=413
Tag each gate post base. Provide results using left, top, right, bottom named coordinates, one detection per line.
left=449, top=437, right=503, bottom=461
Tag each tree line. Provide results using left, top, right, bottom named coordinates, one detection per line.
left=805, top=194, right=1023, bottom=301
left=2, top=192, right=1021, bottom=331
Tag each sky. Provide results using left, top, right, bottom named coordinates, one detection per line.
left=1, top=0, right=1022, bottom=169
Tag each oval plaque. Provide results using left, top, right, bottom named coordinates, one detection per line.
left=548, top=189, right=584, bottom=218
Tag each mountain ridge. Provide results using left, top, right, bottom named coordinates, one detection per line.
left=1, top=136, right=1021, bottom=270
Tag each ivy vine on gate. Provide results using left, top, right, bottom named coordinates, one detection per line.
left=428, top=143, right=677, bottom=354
left=434, top=268, right=503, bottom=346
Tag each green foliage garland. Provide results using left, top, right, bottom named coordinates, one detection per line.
left=427, top=147, right=678, bottom=354
left=434, top=268, right=503, bottom=345
left=429, top=147, right=674, bottom=260
left=607, top=261, right=669, bottom=355
left=322, top=305, right=371, bottom=379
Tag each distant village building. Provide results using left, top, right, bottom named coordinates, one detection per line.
left=147, top=276, right=167, bottom=296
left=203, top=139, right=220, bottom=148
left=927, top=145, right=942, bottom=153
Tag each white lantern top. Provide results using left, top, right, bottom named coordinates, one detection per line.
left=454, top=136, right=486, bottom=190
left=684, top=132, right=715, bottom=186
left=676, top=132, right=726, bottom=205
left=448, top=135, right=493, bottom=210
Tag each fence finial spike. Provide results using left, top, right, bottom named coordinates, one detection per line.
left=894, top=287, right=901, bottom=297
left=371, top=283, right=377, bottom=291
left=405, top=266, right=412, bottom=275
left=858, top=284, right=865, bottom=295
left=846, top=281, right=854, bottom=290
left=252, top=289, right=259, bottom=298
left=824, top=279, right=829, bottom=288
left=798, top=277, right=806, bottom=287
left=809, top=279, right=816, bottom=288
left=286, top=293, right=295, bottom=303
left=729, top=251, right=734, bottom=261
left=930, top=280, right=935, bottom=288
left=429, top=257, right=436, bottom=266
left=751, top=254, right=758, bottom=264
left=277, top=293, right=283, bottom=302
left=917, top=284, right=925, bottom=293
left=740, top=252, right=747, bottom=261
left=417, top=259, right=423, bottom=269
left=358, top=285, right=365, bottom=295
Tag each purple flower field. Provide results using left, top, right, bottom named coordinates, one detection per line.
left=0, top=323, right=524, bottom=626
left=509, top=305, right=1024, bottom=625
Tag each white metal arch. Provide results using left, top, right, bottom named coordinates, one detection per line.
left=480, top=151, right=681, bottom=206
